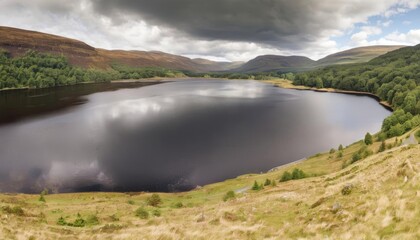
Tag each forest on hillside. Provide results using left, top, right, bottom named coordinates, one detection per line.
left=294, top=45, right=420, bottom=138
left=0, top=50, right=185, bottom=89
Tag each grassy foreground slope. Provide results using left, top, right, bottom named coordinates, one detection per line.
left=0, top=130, right=418, bottom=239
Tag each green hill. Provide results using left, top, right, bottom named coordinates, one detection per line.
left=294, top=44, right=420, bottom=116
left=316, top=45, right=405, bottom=66
left=233, top=55, right=316, bottom=73
left=231, top=46, right=404, bottom=73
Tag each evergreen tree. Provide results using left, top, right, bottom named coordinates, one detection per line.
left=364, top=132, right=373, bottom=145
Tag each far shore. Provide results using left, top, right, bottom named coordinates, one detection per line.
left=1, top=77, right=393, bottom=112
left=262, top=79, right=394, bottom=111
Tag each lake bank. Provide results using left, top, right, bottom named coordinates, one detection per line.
left=262, top=79, right=393, bottom=111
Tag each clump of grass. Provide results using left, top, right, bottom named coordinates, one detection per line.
left=341, top=183, right=353, bottom=195
left=271, top=179, right=277, bottom=187
left=310, top=197, right=327, bottom=209
left=127, top=200, right=135, bottom=205
left=172, top=202, right=184, bottom=208
left=378, top=141, right=386, bottom=153
left=152, top=209, right=161, bottom=217
left=100, top=224, right=123, bottom=233
left=135, top=207, right=149, bottom=219
left=264, top=179, right=272, bottom=186
left=146, top=194, right=162, bottom=207
left=223, top=190, right=236, bottom=202
left=72, top=213, right=86, bottom=227
left=2, top=206, right=24, bottom=216
left=57, top=213, right=98, bottom=227
left=223, top=212, right=238, bottom=221
left=108, top=214, right=119, bottom=222
left=57, top=216, right=67, bottom=226
left=86, top=214, right=100, bottom=225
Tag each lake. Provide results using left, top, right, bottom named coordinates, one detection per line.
left=0, top=79, right=391, bottom=193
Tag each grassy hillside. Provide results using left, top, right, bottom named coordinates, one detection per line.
left=0, top=26, right=236, bottom=72
left=233, top=55, right=316, bottom=73
left=231, top=46, right=404, bottom=73
left=0, top=128, right=418, bottom=239
left=316, top=45, right=405, bottom=66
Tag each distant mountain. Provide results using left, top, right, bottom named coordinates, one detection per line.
left=0, top=26, right=238, bottom=72
left=316, top=45, right=405, bottom=67
left=192, top=58, right=244, bottom=71
left=0, top=26, right=407, bottom=74
left=233, top=55, right=316, bottom=73
left=233, top=46, right=406, bottom=73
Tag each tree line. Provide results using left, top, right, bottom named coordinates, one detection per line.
left=293, top=45, right=420, bottom=138
left=0, top=50, right=186, bottom=90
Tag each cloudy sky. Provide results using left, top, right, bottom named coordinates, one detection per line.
left=0, top=0, right=419, bottom=61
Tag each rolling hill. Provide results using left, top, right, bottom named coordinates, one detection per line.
left=232, top=55, right=316, bottom=73
left=233, top=45, right=405, bottom=73
left=0, top=26, right=406, bottom=74
left=316, top=45, right=405, bottom=67
left=0, top=26, right=236, bottom=72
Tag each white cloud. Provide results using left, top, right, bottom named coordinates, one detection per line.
left=350, top=26, right=383, bottom=46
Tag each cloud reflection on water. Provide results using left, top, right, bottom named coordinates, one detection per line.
left=0, top=80, right=390, bottom=193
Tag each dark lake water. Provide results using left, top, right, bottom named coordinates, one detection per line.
left=0, top=79, right=391, bottom=193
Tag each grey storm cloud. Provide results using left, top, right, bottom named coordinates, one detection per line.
left=1, top=0, right=417, bottom=60
left=91, top=0, right=351, bottom=49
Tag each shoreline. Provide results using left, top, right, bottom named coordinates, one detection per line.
left=263, top=79, right=393, bottom=111
left=0, top=77, right=395, bottom=196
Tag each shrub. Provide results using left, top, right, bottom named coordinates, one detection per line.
left=39, top=194, right=46, bottom=202
left=57, top=216, right=67, bottom=226
left=364, top=132, right=373, bottom=145
left=173, top=202, right=184, bottom=208
left=291, top=168, right=306, bottom=179
left=280, top=171, right=292, bottom=182
left=152, top=209, right=161, bottom=217
left=378, top=132, right=387, bottom=141
left=351, top=152, right=362, bottom=163
left=146, top=194, right=162, bottom=207
left=280, top=168, right=307, bottom=182
left=329, top=148, right=336, bottom=154
left=2, top=206, right=24, bottom=216
left=223, top=190, right=236, bottom=202
left=351, top=145, right=373, bottom=164
left=72, top=213, right=86, bottom=227
left=86, top=214, right=99, bottom=225
left=341, top=184, right=353, bottom=195
left=337, top=151, right=343, bottom=158
left=135, top=207, right=149, bottom=219
left=338, top=144, right=343, bottom=151
left=271, top=179, right=277, bottom=187
left=264, top=179, right=271, bottom=186
left=127, top=200, right=135, bottom=205
left=251, top=180, right=262, bottom=190
left=378, top=141, right=386, bottom=152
